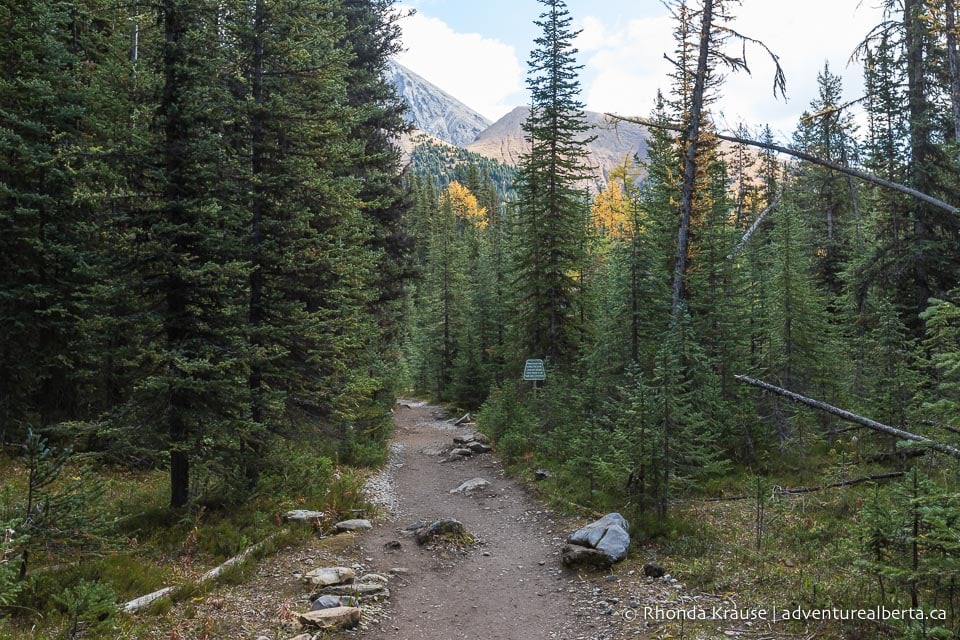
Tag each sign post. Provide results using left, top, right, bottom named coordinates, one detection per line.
left=523, top=359, right=546, bottom=397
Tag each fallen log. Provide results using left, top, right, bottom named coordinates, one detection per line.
left=706, top=472, right=906, bottom=501
left=124, top=533, right=278, bottom=614
left=735, top=374, right=960, bottom=460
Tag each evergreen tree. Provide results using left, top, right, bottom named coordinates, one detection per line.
left=511, top=0, right=594, bottom=367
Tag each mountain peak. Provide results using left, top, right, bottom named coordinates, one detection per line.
left=387, top=60, right=491, bottom=147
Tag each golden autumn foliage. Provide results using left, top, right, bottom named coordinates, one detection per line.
left=591, top=181, right=630, bottom=237
left=441, top=181, right=488, bottom=228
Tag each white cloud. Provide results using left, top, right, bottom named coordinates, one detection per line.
left=395, top=7, right=524, bottom=122
left=577, top=0, right=885, bottom=138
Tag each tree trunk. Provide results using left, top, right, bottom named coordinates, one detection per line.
left=246, top=0, right=266, bottom=489
left=163, top=0, right=190, bottom=509
left=672, top=0, right=714, bottom=316
left=735, top=374, right=960, bottom=460
left=948, top=0, right=960, bottom=143
left=607, top=114, right=958, bottom=214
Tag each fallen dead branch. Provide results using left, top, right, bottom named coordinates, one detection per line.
left=735, top=374, right=960, bottom=460
left=124, top=533, right=279, bottom=614
left=606, top=114, right=958, bottom=215
left=706, top=472, right=906, bottom=501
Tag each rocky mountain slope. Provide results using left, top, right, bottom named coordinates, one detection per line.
left=387, top=61, right=491, bottom=147
left=467, top=107, right=649, bottom=190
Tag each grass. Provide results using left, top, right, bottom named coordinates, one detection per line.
left=0, top=444, right=375, bottom=640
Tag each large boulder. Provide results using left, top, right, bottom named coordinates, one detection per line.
left=565, top=513, right=630, bottom=563
left=298, top=606, right=361, bottom=629
left=561, top=544, right=613, bottom=569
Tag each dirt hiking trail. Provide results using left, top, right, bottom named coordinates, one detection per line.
left=355, top=399, right=583, bottom=640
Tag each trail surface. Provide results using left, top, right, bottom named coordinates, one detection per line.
left=356, top=400, right=581, bottom=640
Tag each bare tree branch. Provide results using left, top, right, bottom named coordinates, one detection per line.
left=605, top=114, right=958, bottom=214
left=727, top=191, right=783, bottom=259
left=734, top=374, right=960, bottom=460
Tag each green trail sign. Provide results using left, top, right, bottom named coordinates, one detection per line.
left=523, top=359, right=546, bottom=381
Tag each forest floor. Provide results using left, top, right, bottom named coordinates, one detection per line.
left=135, top=401, right=841, bottom=640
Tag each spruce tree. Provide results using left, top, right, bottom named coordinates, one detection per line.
left=511, top=0, right=594, bottom=367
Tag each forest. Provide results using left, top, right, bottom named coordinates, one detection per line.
left=0, top=0, right=959, bottom=638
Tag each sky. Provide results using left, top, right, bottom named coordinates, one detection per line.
left=394, top=0, right=888, bottom=141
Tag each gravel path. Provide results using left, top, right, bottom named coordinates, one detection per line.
left=354, top=400, right=608, bottom=640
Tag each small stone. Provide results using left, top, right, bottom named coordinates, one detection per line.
left=451, top=448, right=473, bottom=457
left=534, top=469, right=553, bottom=481
left=310, top=595, right=359, bottom=611
left=467, top=442, right=492, bottom=453
left=299, top=606, right=361, bottom=629
left=334, top=519, right=372, bottom=532
left=450, top=478, right=491, bottom=494
left=358, top=573, right=390, bottom=585
left=384, top=540, right=402, bottom=550
left=643, top=563, right=665, bottom=579
left=317, top=583, right=386, bottom=597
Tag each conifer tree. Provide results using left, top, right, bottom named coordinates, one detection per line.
left=511, top=0, right=594, bottom=367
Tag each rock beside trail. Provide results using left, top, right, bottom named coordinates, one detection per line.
left=358, top=573, right=390, bottom=585
left=334, top=519, right=372, bottom=532
left=561, top=543, right=614, bottom=569
left=534, top=469, right=553, bottom=481
left=282, top=510, right=325, bottom=524
left=467, top=442, right=492, bottom=453
left=450, top=448, right=473, bottom=457
left=564, top=513, right=630, bottom=565
left=309, top=595, right=359, bottom=611
left=643, top=562, right=666, bottom=578
left=317, top=582, right=387, bottom=597
left=414, top=518, right=470, bottom=545
left=450, top=478, right=491, bottom=494
left=303, top=566, right=355, bottom=587
left=298, top=606, right=361, bottom=629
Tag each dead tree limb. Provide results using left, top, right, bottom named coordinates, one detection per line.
left=605, top=114, right=958, bottom=215
left=727, top=191, right=783, bottom=259
left=734, top=374, right=960, bottom=460
left=706, top=472, right=906, bottom=501
left=921, top=419, right=960, bottom=437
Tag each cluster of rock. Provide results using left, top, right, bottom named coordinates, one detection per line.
left=440, top=432, right=491, bottom=462
left=561, top=513, right=631, bottom=570
left=296, top=566, right=393, bottom=631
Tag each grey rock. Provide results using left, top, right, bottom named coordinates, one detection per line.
left=282, top=510, right=325, bottom=523
left=453, top=434, right=475, bottom=445
left=383, top=540, right=402, bottom=551
left=534, top=469, right=553, bottom=481
left=414, top=518, right=469, bottom=545
left=467, top=442, right=492, bottom=453
left=561, top=543, right=613, bottom=569
left=309, top=595, right=359, bottom=611
left=318, top=582, right=386, bottom=597
left=303, top=566, right=355, bottom=587
left=387, top=61, right=490, bottom=147
left=450, top=448, right=473, bottom=457
left=334, top=519, right=372, bottom=532
left=299, top=606, right=361, bottom=629
left=643, top=562, right=665, bottom=578
left=358, top=573, right=390, bottom=585
left=450, top=478, right=491, bottom=494
left=472, top=432, right=490, bottom=445
left=566, top=513, right=630, bottom=563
